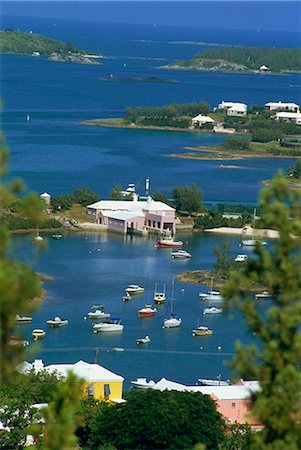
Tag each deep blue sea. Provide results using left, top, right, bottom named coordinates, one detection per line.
left=2, top=16, right=301, bottom=386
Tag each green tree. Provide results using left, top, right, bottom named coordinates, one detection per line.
left=220, top=423, right=252, bottom=450
left=87, top=389, right=225, bottom=450
left=152, top=189, right=170, bottom=205
left=172, top=183, right=204, bottom=214
left=223, top=137, right=250, bottom=151
left=223, top=172, right=301, bottom=449
left=287, top=158, right=301, bottom=179
left=73, top=187, right=99, bottom=206
left=213, top=239, right=234, bottom=278
left=41, top=372, right=83, bottom=450
left=110, top=184, right=122, bottom=200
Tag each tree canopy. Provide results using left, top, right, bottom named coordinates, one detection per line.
left=85, top=389, right=225, bottom=450
left=223, top=172, right=301, bottom=449
left=172, top=183, right=204, bottom=214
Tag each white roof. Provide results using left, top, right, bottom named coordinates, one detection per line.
left=192, top=114, right=215, bottom=123
left=259, top=65, right=269, bottom=70
left=188, top=383, right=260, bottom=400
left=218, top=101, right=235, bottom=108
left=107, top=211, right=145, bottom=221
left=19, top=360, right=124, bottom=383
left=276, top=112, right=301, bottom=119
left=228, top=103, right=247, bottom=112
left=265, top=101, right=299, bottom=108
left=88, top=198, right=175, bottom=213
left=40, top=192, right=51, bottom=198
left=153, top=378, right=188, bottom=391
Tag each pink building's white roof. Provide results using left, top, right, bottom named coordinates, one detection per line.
left=88, top=198, right=175, bottom=213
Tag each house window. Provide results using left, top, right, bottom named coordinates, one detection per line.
left=231, top=402, right=236, bottom=408
left=148, top=220, right=151, bottom=227
left=88, top=384, right=95, bottom=396
left=104, top=384, right=111, bottom=398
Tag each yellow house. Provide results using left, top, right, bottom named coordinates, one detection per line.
left=20, top=359, right=124, bottom=403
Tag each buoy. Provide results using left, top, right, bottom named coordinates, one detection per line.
left=97, top=248, right=101, bottom=252
left=83, top=316, right=87, bottom=320
left=217, top=346, right=222, bottom=351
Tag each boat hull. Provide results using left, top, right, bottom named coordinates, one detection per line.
left=157, top=240, right=183, bottom=248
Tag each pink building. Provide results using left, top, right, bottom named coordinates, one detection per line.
left=151, top=377, right=262, bottom=430
left=87, top=196, right=178, bottom=235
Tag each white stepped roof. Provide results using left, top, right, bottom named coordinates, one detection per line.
left=265, top=101, right=299, bottom=108
left=228, top=103, right=247, bottom=112
left=88, top=198, right=174, bottom=212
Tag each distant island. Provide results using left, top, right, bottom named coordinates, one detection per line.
left=0, top=30, right=103, bottom=64
left=160, top=47, right=301, bottom=74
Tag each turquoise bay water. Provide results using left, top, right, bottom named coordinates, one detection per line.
left=2, top=16, right=300, bottom=384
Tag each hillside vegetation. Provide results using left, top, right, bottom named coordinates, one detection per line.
left=0, top=30, right=85, bottom=55
left=165, top=47, right=301, bottom=73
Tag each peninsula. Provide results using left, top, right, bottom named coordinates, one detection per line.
left=160, top=47, right=301, bottom=74
left=0, top=30, right=103, bottom=64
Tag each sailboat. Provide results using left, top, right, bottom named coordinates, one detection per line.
left=199, top=277, right=223, bottom=302
left=241, top=209, right=267, bottom=247
left=154, top=283, right=166, bottom=304
left=163, top=280, right=182, bottom=328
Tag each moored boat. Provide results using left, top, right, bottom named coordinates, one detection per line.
left=32, top=329, right=46, bottom=340
left=163, top=314, right=182, bottom=328
left=199, top=290, right=223, bottom=301
left=47, top=316, right=68, bottom=327
left=198, top=378, right=230, bottom=386
left=16, top=315, right=33, bottom=324
left=170, top=249, right=191, bottom=259
left=255, top=291, right=272, bottom=299
left=125, top=284, right=144, bottom=295
left=130, top=378, right=156, bottom=389
left=203, top=306, right=223, bottom=315
left=136, top=335, right=151, bottom=344
left=52, top=232, right=62, bottom=240
left=157, top=236, right=183, bottom=248
left=235, top=254, right=248, bottom=262
left=192, top=326, right=213, bottom=336
left=153, top=283, right=166, bottom=303
left=93, top=318, right=123, bottom=333
left=138, top=305, right=157, bottom=317
left=88, top=310, right=111, bottom=319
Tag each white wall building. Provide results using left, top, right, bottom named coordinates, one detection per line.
left=227, top=103, right=248, bottom=117
left=87, top=196, right=178, bottom=235
left=265, top=101, right=300, bottom=113
left=275, top=111, right=301, bottom=124
left=191, top=114, right=215, bottom=127
left=216, top=101, right=235, bottom=110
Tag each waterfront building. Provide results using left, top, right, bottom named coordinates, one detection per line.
left=275, top=111, right=301, bottom=124
left=87, top=196, right=178, bottom=235
left=265, top=101, right=300, bottom=113
left=18, top=359, right=124, bottom=402
left=40, top=192, right=51, bottom=206
left=216, top=101, right=236, bottom=110
left=191, top=114, right=215, bottom=127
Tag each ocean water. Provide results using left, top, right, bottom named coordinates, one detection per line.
left=1, top=16, right=300, bottom=202
left=2, top=16, right=301, bottom=385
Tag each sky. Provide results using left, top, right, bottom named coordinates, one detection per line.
left=1, top=1, right=301, bottom=32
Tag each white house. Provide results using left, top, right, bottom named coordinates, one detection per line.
left=216, top=101, right=235, bottom=110
left=265, top=101, right=300, bottom=113
left=227, top=103, right=248, bottom=117
left=87, top=196, right=178, bottom=235
left=191, top=114, right=215, bottom=127
left=259, top=65, right=270, bottom=72
left=275, top=111, right=301, bottom=125
left=40, top=192, right=51, bottom=206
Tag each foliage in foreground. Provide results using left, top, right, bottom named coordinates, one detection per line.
left=223, top=172, right=301, bottom=449
left=80, top=389, right=225, bottom=450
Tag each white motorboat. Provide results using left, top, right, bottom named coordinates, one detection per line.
left=192, top=326, right=213, bottom=337
left=203, top=306, right=223, bottom=315
left=130, top=378, right=156, bottom=389
left=170, top=250, right=191, bottom=259
left=125, top=284, right=144, bottom=295
left=47, top=316, right=68, bottom=327
left=93, top=318, right=123, bottom=333
left=235, top=254, right=248, bottom=262
left=88, top=310, right=111, bottom=319
left=255, top=291, right=272, bottom=300
left=153, top=283, right=166, bottom=304
left=198, top=378, right=230, bottom=386
left=16, top=315, right=33, bottom=324
left=136, top=335, right=151, bottom=344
